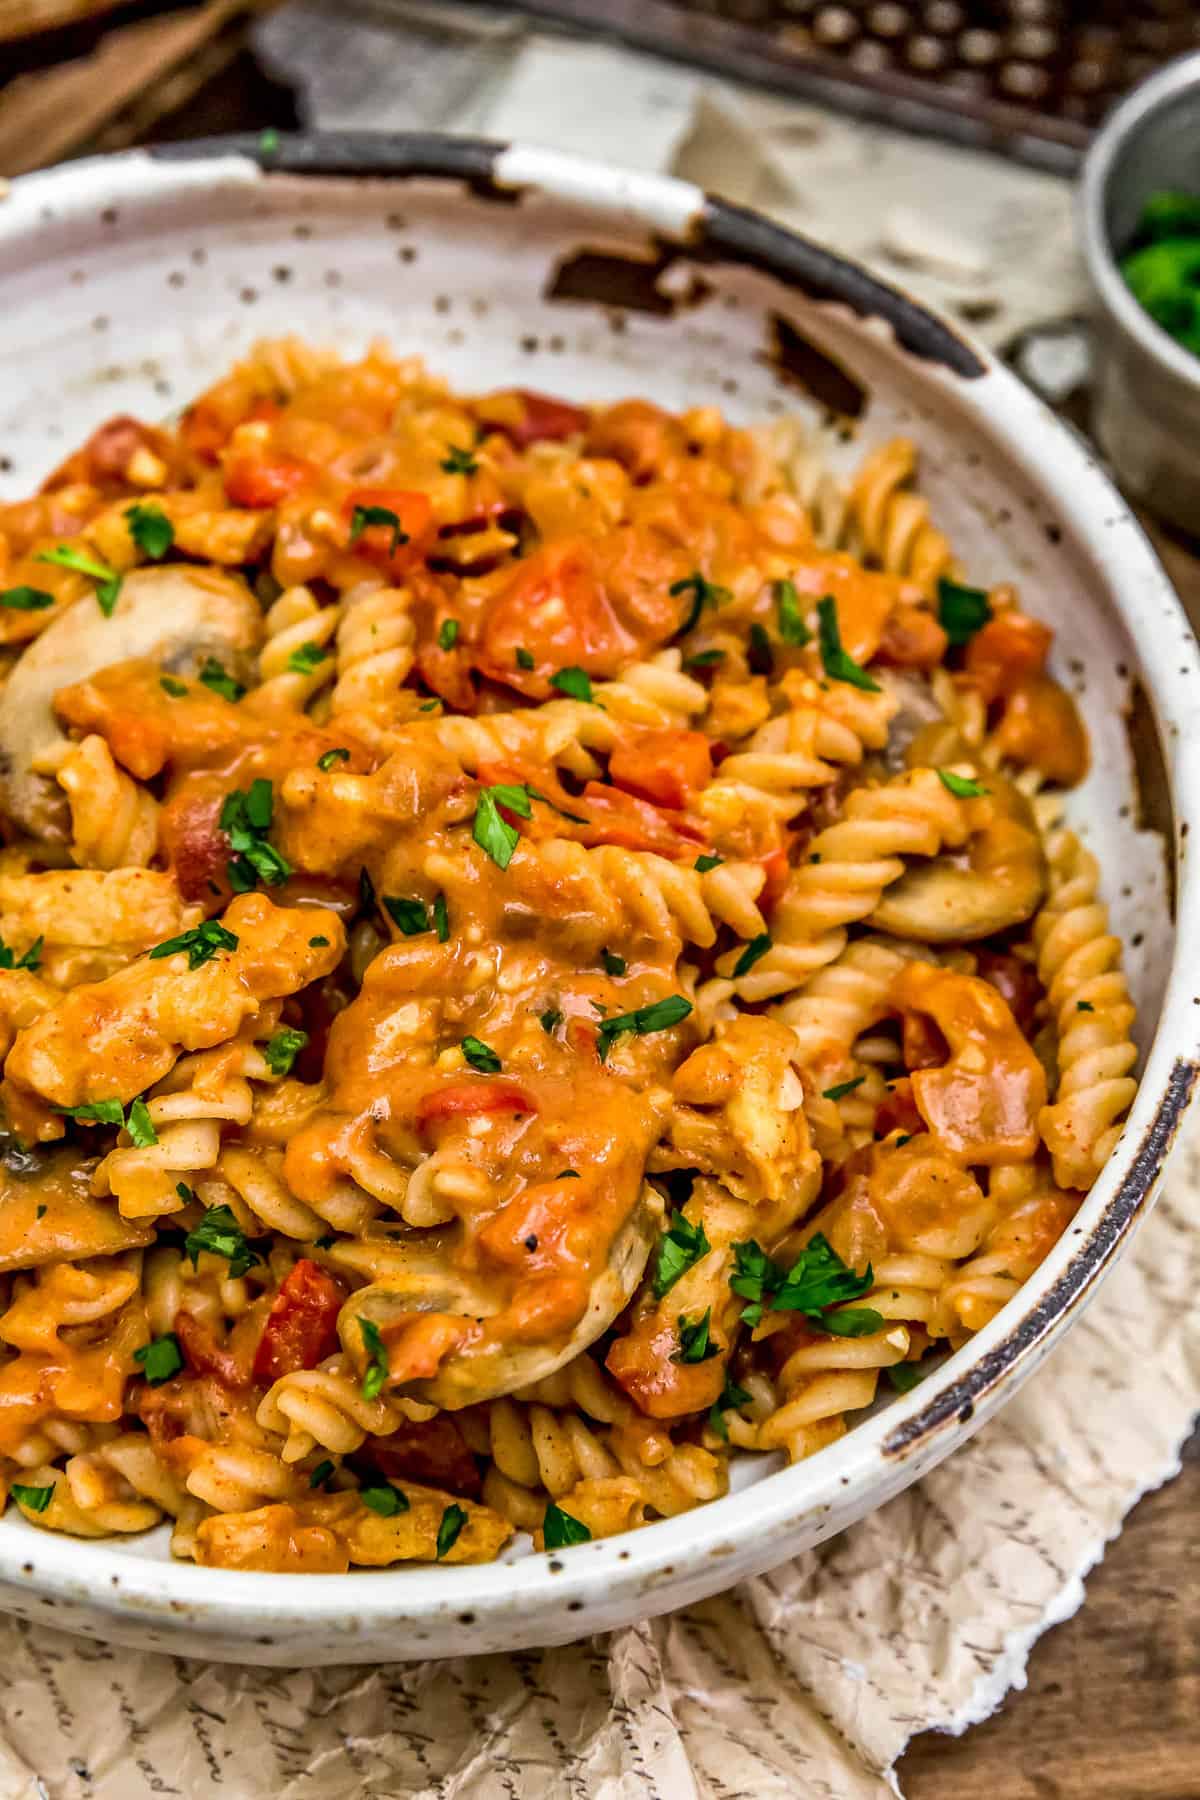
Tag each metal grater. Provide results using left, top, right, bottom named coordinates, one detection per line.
left=493, top=0, right=1200, bottom=171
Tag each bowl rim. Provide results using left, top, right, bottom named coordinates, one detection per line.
left=2, top=132, right=1199, bottom=1651
left=1079, top=49, right=1200, bottom=393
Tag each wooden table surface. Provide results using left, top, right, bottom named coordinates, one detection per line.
left=1, top=23, right=1198, bottom=1789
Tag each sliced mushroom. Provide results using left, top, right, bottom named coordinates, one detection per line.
left=0, top=566, right=262, bottom=837
left=869, top=769, right=1046, bottom=942
left=337, top=1183, right=662, bottom=1409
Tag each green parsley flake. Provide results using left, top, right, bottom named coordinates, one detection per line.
left=318, top=747, right=351, bottom=772
left=732, top=934, right=772, bottom=978
left=309, top=1459, right=335, bottom=1489
left=221, top=780, right=291, bottom=890
left=540, top=1008, right=563, bottom=1036
left=651, top=1211, right=711, bottom=1299
left=264, top=1028, right=308, bottom=1076
left=549, top=666, right=594, bottom=703
left=775, top=578, right=811, bottom=646
left=134, top=1333, right=183, bottom=1386
left=462, top=1036, right=501, bottom=1074
left=184, top=1204, right=261, bottom=1278
left=601, top=948, right=627, bottom=977
left=11, top=1481, right=54, bottom=1514
left=670, top=571, right=733, bottom=636
left=58, top=1098, right=126, bottom=1127
left=542, top=1503, right=591, bottom=1548
left=126, top=1099, right=158, bottom=1147
left=259, top=127, right=280, bottom=156
left=938, top=768, right=988, bottom=799
left=384, top=896, right=431, bottom=936
left=150, top=919, right=239, bottom=970
left=287, top=640, right=330, bottom=677
left=822, top=1076, right=865, bottom=1101
left=516, top=647, right=535, bottom=671
left=937, top=577, right=992, bottom=646
left=199, top=657, right=246, bottom=703
left=433, top=893, right=450, bottom=943
left=349, top=505, right=407, bottom=554
left=361, top=1482, right=409, bottom=1517
left=0, top=934, right=41, bottom=973
left=597, top=995, right=692, bottom=1061
left=747, top=621, right=775, bottom=676
left=817, top=596, right=881, bottom=692
left=160, top=675, right=188, bottom=698
left=441, top=445, right=479, bottom=475
left=888, top=1359, right=930, bottom=1394
left=708, top=1371, right=752, bottom=1441
left=125, top=503, right=174, bottom=560
left=0, top=586, right=53, bottom=611
left=437, top=618, right=460, bottom=651
left=360, top=1317, right=389, bottom=1400
left=683, top=648, right=726, bottom=669
left=436, top=1502, right=469, bottom=1558
left=730, top=1233, right=881, bottom=1334
left=1077, top=1000, right=1095, bottom=1012
left=673, top=1307, right=720, bottom=1364
left=309, top=935, right=330, bottom=948
left=472, top=783, right=532, bottom=870
left=694, top=854, right=723, bottom=873
left=36, top=544, right=121, bottom=615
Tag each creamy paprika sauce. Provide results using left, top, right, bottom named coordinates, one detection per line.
left=0, top=340, right=1130, bottom=1569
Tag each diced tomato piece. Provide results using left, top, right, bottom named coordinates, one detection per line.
left=360, top=1415, right=482, bottom=1499
left=476, top=539, right=637, bottom=689
left=416, top=1079, right=538, bottom=1126
left=757, top=844, right=792, bottom=916
left=175, top=1312, right=246, bottom=1388
left=874, top=1077, right=924, bottom=1140
left=224, top=454, right=315, bottom=509
left=963, top=612, right=1053, bottom=703
left=875, top=601, right=948, bottom=670
left=251, top=1260, right=347, bottom=1385
left=608, top=729, right=713, bottom=811
left=577, top=782, right=705, bottom=856
left=500, top=390, right=588, bottom=448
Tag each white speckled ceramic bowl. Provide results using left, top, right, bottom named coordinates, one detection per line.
left=0, top=136, right=1196, bottom=1667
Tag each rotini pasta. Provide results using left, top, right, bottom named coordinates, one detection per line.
left=0, top=344, right=1136, bottom=1570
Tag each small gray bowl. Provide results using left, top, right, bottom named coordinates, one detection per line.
left=1081, top=52, right=1200, bottom=532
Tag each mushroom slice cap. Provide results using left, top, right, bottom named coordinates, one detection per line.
left=869, top=775, right=1047, bottom=942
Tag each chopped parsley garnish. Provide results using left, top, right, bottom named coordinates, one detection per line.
left=651, top=1211, right=711, bottom=1299
left=708, top=1370, right=752, bottom=1441
left=0, top=933, right=42, bottom=972
left=419, top=698, right=442, bottom=713
left=259, top=127, right=280, bottom=155
left=436, top=1502, right=468, bottom=1558
left=938, top=768, right=988, bottom=799
left=601, top=948, right=627, bottom=977
left=359, top=865, right=378, bottom=918
left=360, top=1317, right=389, bottom=1400
left=221, top=779, right=291, bottom=890
left=134, top=1333, right=183, bottom=1385
left=462, top=1036, right=501, bottom=1074
left=732, top=934, right=772, bottom=978
left=0, top=586, right=53, bottom=611
left=57, top=1098, right=126, bottom=1127
left=264, top=1027, right=308, bottom=1076
left=199, top=657, right=245, bottom=703
left=672, top=1307, right=719, bottom=1364
left=557, top=1169, right=580, bottom=1179
left=472, top=782, right=532, bottom=871
left=817, top=596, right=880, bottom=692
left=441, top=445, right=479, bottom=475
left=36, top=544, right=121, bottom=615
left=318, top=747, right=351, bottom=772
left=11, top=1481, right=53, bottom=1514
left=683, top=648, right=726, bottom=669
left=126, top=1099, right=158, bottom=1147
left=287, top=640, right=330, bottom=677
left=360, top=1481, right=408, bottom=1517
left=670, top=571, right=732, bottom=636
left=433, top=892, right=449, bottom=943
left=526, top=785, right=589, bottom=825
left=160, top=675, right=188, bottom=698
left=314, top=1233, right=336, bottom=1250
left=176, top=1182, right=196, bottom=1204
left=516, top=647, right=535, bottom=671
left=694, top=854, right=723, bottom=873
left=309, top=935, right=329, bottom=948
left=888, top=1359, right=930, bottom=1394
left=184, top=1204, right=261, bottom=1278
left=349, top=505, right=408, bottom=554
left=542, top=1503, right=591, bottom=1548
left=730, top=1233, right=880, bottom=1334
left=775, top=578, right=811, bottom=646
left=549, top=666, right=594, bottom=703
left=822, top=1077, right=865, bottom=1101
left=597, top=995, right=692, bottom=1061
left=540, top=1008, right=563, bottom=1035
left=384, top=896, right=432, bottom=936
left=937, top=577, right=992, bottom=646
left=309, top=1459, right=335, bottom=1489
left=437, top=618, right=460, bottom=651
left=1077, top=1000, right=1095, bottom=1012
left=126, top=502, right=174, bottom=560
left=747, top=622, right=775, bottom=676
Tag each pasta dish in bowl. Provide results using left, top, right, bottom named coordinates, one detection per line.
left=0, top=340, right=1138, bottom=1574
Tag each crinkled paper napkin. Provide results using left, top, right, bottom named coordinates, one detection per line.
left=0, top=1129, right=1194, bottom=1799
